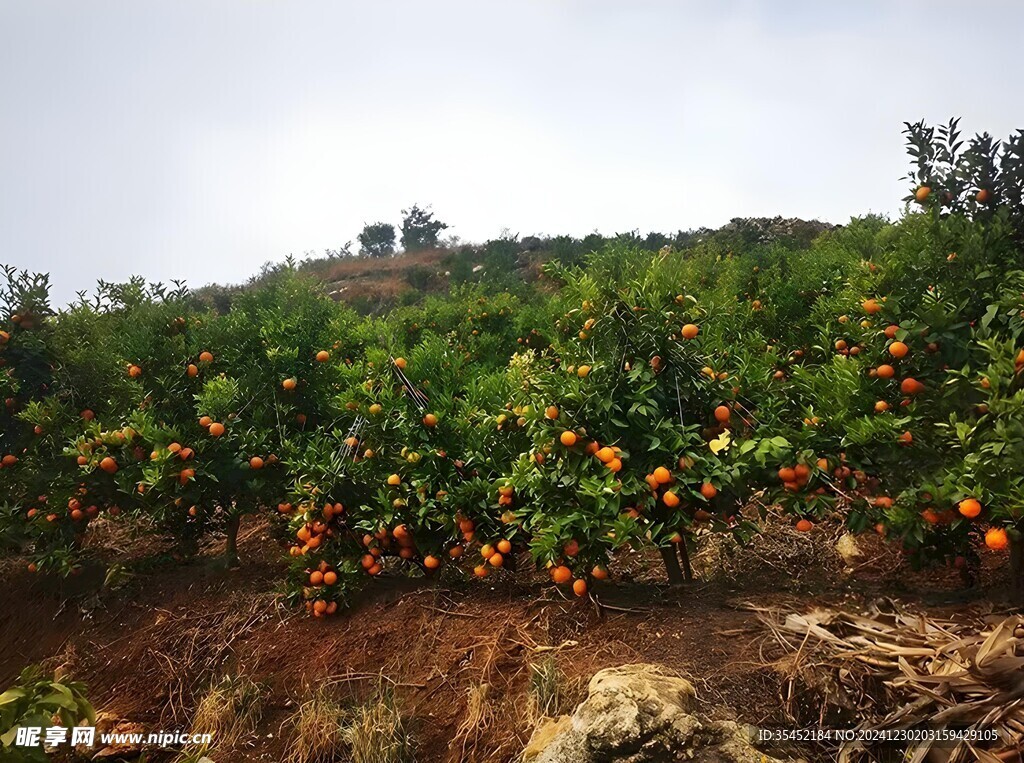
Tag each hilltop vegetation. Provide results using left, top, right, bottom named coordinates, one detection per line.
left=2, top=119, right=1023, bottom=618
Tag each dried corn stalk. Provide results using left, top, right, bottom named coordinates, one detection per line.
left=754, top=601, right=1024, bottom=762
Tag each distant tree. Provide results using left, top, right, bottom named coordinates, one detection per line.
left=400, top=204, right=448, bottom=252
left=358, top=223, right=396, bottom=258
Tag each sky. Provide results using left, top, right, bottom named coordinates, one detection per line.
left=1, top=1, right=1022, bottom=305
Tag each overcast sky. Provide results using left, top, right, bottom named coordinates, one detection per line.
left=1, top=1, right=1022, bottom=304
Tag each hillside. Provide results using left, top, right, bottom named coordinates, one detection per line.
left=189, top=217, right=837, bottom=315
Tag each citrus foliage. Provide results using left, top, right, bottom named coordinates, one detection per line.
left=2, top=121, right=1024, bottom=612
left=0, top=667, right=95, bottom=762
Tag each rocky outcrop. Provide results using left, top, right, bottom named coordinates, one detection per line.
left=523, top=664, right=796, bottom=763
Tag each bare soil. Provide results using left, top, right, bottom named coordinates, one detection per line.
left=0, top=515, right=1014, bottom=763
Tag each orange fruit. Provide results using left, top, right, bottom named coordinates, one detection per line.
left=199, top=415, right=212, bottom=428
left=681, top=323, right=699, bottom=339
left=563, top=539, right=579, bottom=557
left=488, top=552, right=504, bottom=567
left=559, top=430, right=578, bottom=447
left=76, top=455, right=88, bottom=466
left=985, top=527, right=1009, bottom=551
left=545, top=405, right=559, bottom=420
left=448, top=545, right=463, bottom=558
left=423, top=555, right=440, bottom=570
left=394, top=357, right=407, bottom=369
left=898, top=431, right=913, bottom=445
left=700, top=482, right=717, bottom=499
left=876, top=364, right=895, bottom=379
left=884, top=324, right=900, bottom=339
left=473, top=564, right=488, bottom=578
left=595, top=446, right=615, bottom=464
left=551, top=565, right=572, bottom=584
left=572, top=579, right=587, bottom=597
left=888, top=341, right=909, bottom=359
left=653, top=466, right=671, bottom=485
left=795, top=519, right=813, bottom=532
left=976, top=189, right=990, bottom=203
left=316, top=350, right=329, bottom=362
left=312, top=600, right=327, bottom=614
left=862, top=299, right=883, bottom=315
left=591, top=565, right=608, bottom=580
left=99, top=456, right=118, bottom=474
left=915, top=185, right=931, bottom=202
left=778, top=467, right=796, bottom=482
left=187, top=364, right=199, bottom=377
left=208, top=422, right=225, bottom=437
left=577, top=365, right=591, bottom=378
left=199, top=351, right=214, bottom=363
left=282, top=377, right=297, bottom=391
left=249, top=456, right=264, bottom=470
left=387, top=474, right=401, bottom=486
left=713, top=405, right=730, bottom=423
left=957, top=498, right=982, bottom=519
left=874, top=400, right=889, bottom=413
left=606, top=457, right=622, bottom=472
left=794, top=463, right=810, bottom=482
left=662, top=490, right=680, bottom=508
left=423, top=413, right=438, bottom=427
left=496, top=539, right=512, bottom=554
left=128, top=364, right=142, bottom=378
left=900, top=377, right=925, bottom=395
left=310, top=570, right=324, bottom=586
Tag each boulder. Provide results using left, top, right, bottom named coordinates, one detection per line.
left=524, top=664, right=795, bottom=763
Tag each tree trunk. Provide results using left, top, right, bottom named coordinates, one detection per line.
left=677, top=538, right=694, bottom=582
left=225, top=514, right=241, bottom=568
left=1011, top=533, right=1024, bottom=607
left=659, top=546, right=684, bottom=585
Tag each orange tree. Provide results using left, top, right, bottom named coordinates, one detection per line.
left=281, top=331, right=532, bottom=615
left=509, top=251, right=781, bottom=589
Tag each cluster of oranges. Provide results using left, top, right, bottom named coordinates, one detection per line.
left=290, top=504, right=344, bottom=560
left=198, top=416, right=226, bottom=437
left=304, top=559, right=340, bottom=617
left=558, top=430, right=624, bottom=474
left=643, top=458, right=716, bottom=509
left=548, top=538, right=590, bottom=596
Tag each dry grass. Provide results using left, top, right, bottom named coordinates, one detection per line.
left=526, top=655, right=566, bottom=723
left=284, top=682, right=414, bottom=763
left=342, top=684, right=415, bottom=763
left=284, top=687, right=347, bottom=763
left=187, top=673, right=265, bottom=752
